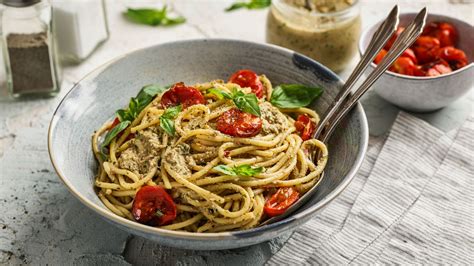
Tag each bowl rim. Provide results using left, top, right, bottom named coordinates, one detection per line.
left=48, top=39, right=369, bottom=241
left=358, top=12, right=474, bottom=80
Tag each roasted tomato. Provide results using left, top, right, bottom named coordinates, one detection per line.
left=384, top=27, right=405, bottom=50
left=294, top=114, right=316, bottom=141
left=110, top=117, right=120, bottom=129
left=374, top=49, right=387, bottom=64
left=423, top=22, right=458, bottom=47
left=229, top=69, right=265, bottom=98
left=390, top=57, right=418, bottom=75
left=132, top=186, right=177, bottom=226
left=426, top=63, right=453, bottom=77
left=161, top=82, right=205, bottom=109
left=401, top=48, right=418, bottom=64
left=217, top=108, right=262, bottom=137
left=412, top=36, right=441, bottom=64
left=436, top=46, right=468, bottom=70
left=264, top=187, right=300, bottom=217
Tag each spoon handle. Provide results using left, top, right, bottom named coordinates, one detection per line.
left=320, top=7, right=427, bottom=143
left=314, top=5, right=400, bottom=140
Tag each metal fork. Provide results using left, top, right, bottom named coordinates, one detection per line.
left=261, top=6, right=427, bottom=226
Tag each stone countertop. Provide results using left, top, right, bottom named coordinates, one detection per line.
left=0, top=0, right=472, bottom=265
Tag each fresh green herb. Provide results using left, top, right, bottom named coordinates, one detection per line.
left=124, top=6, right=186, bottom=26
left=101, top=121, right=131, bottom=147
left=270, top=84, right=324, bottom=109
left=116, top=84, right=167, bottom=123
left=225, top=0, right=271, bottom=12
left=155, top=209, right=163, bottom=217
left=213, top=164, right=264, bottom=177
left=160, top=105, right=182, bottom=136
left=208, top=88, right=261, bottom=117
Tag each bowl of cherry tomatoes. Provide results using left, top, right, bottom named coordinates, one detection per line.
left=359, top=13, right=473, bottom=112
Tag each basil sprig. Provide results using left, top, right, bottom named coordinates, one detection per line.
left=124, top=6, right=186, bottom=26
left=101, top=84, right=166, bottom=151
left=225, top=0, right=271, bottom=12
left=214, top=164, right=263, bottom=177
left=208, top=88, right=261, bottom=117
left=160, top=105, right=182, bottom=136
left=270, top=84, right=323, bottom=109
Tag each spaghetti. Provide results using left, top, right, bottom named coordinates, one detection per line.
left=92, top=71, right=328, bottom=232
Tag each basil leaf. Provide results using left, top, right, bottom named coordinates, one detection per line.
left=160, top=105, right=182, bottom=136
left=234, top=164, right=263, bottom=176
left=102, top=121, right=131, bottom=147
left=270, top=84, right=324, bottom=109
left=159, top=117, right=175, bottom=136
left=208, top=88, right=233, bottom=100
left=124, top=7, right=185, bottom=26
left=233, top=93, right=261, bottom=117
left=214, top=164, right=263, bottom=177
left=225, top=0, right=271, bottom=12
left=155, top=209, right=163, bottom=218
left=213, top=165, right=236, bottom=176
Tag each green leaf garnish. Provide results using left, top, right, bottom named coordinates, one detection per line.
left=102, top=121, right=131, bottom=147
left=208, top=88, right=261, bottom=117
left=213, top=164, right=263, bottom=177
left=232, top=89, right=261, bottom=117
left=270, top=84, right=324, bottom=109
left=116, top=84, right=167, bottom=123
left=124, top=6, right=186, bottom=26
left=160, top=105, right=182, bottom=136
left=155, top=209, right=163, bottom=217
left=225, top=0, right=271, bottom=12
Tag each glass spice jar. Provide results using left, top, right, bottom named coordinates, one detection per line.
left=0, top=0, right=61, bottom=99
left=53, top=0, right=109, bottom=63
left=266, top=0, right=361, bottom=72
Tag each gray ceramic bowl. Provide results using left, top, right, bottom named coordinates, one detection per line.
left=48, top=39, right=368, bottom=250
left=359, top=13, right=474, bottom=112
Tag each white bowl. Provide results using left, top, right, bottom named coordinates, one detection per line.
left=359, top=13, right=474, bottom=112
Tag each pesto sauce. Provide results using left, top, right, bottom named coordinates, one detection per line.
left=266, top=1, right=361, bottom=72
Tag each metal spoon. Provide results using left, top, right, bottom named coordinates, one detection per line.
left=261, top=6, right=427, bottom=226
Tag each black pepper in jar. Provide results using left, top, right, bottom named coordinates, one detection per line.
left=7, top=32, right=54, bottom=94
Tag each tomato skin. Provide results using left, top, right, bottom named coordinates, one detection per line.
left=412, top=36, right=441, bottom=64
left=161, top=82, right=205, bottom=109
left=374, top=49, right=387, bottom=64
left=401, top=48, right=418, bottom=64
left=390, top=57, right=417, bottom=76
left=436, top=46, right=468, bottom=70
left=384, top=27, right=404, bottom=50
left=264, top=187, right=300, bottom=217
left=294, top=114, right=316, bottom=141
left=229, top=69, right=265, bottom=98
left=110, top=117, right=120, bottom=129
left=217, top=108, right=262, bottom=137
left=423, top=22, right=458, bottom=47
left=132, top=186, right=177, bottom=226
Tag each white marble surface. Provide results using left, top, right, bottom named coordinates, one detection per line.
left=0, top=0, right=472, bottom=265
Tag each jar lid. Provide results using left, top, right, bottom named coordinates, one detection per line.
left=2, top=0, right=41, bottom=7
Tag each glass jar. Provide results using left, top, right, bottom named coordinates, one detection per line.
left=266, top=0, right=361, bottom=72
left=53, top=0, right=109, bottom=63
left=0, top=0, right=61, bottom=99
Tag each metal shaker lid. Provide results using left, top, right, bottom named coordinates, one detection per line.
left=2, top=0, right=41, bottom=7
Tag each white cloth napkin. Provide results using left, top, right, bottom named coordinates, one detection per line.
left=267, top=112, right=474, bottom=265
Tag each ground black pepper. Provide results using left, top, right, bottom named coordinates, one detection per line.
left=7, top=32, right=54, bottom=94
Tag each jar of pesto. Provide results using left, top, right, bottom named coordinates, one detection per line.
left=266, top=0, right=361, bottom=72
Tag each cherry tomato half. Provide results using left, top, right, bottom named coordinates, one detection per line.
left=436, top=46, right=468, bottom=70
left=374, top=49, right=387, bottom=65
left=217, top=108, right=262, bottom=138
left=229, top=69, right=265, bottom=98
left=423, top=22, right=458, bottom=47
left=161, top=82, right=205, bottom=109
left=412, top=36, right=441, bottom=64
left=294, top=114, right=316, bottom=141
left=385, top=27, right=405, bottom=50
left=264, top=187, right=300, bottom=217
left=390, top=57, right=418, bottom=76
left=132, top=186, right=177, bottom=226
